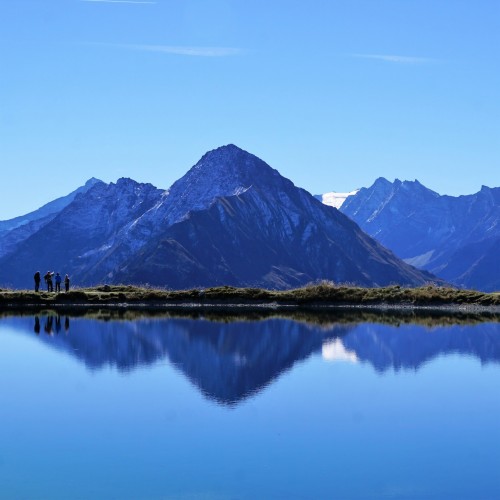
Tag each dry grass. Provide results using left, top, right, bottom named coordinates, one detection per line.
left=0, top=282, right=499, bottom=307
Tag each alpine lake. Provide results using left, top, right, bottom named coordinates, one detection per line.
left=0, top=309, right=499, bottom=499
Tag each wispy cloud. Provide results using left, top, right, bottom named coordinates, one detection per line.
left=80, top=0, right=156, bottom=4
left=112, top=44, right=243, bottom=57
left=351, top=54, right=436, bottom=64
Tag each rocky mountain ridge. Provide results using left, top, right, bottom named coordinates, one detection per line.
left=319, top=178, right=499, bottom=291
left=0, top=178, right=101, bottom=259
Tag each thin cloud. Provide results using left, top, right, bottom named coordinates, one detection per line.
left=114, top=44, right=243, bottom=57
left=351, top=54, right=437, bottom=64
left=80, top=0, right=156, bottom=4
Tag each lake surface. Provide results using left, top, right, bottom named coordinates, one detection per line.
left=0, top=312, right=499, bottom=499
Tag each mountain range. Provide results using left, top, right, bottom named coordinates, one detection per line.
left=0, top=145, right=433, bottom=290
left=322, top=178, right=499, bottom=291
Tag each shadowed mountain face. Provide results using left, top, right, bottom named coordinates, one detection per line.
left=339, top=179, right=500, bottom=291
left=5, top=315, right=500, bottom=405
left=0, top=145, right=433, bottom=289
left=115, top=168, right=434, bottom=288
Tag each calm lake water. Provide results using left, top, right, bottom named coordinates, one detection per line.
left=0, top=312, right=499, bottom=499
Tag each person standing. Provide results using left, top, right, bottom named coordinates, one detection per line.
left=55, top=272, right=62, bottom=293
left=44, top=271, right=54, bottom=292
left=64, top=274, right=70, bottom=292
left=34, top=271, right=41, bottom=292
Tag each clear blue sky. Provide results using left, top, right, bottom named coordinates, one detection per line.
left=1, top=0, right=499, bottom=219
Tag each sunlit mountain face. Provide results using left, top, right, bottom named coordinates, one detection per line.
left=333, top=178, right=500, bottom=291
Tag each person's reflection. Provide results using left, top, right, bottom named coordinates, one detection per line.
left=64, top=316, right=70, bottom=333
left=34, top=316, right=40, bottom=335
left=44, top=316, right=54, bottom=336
left=55, top=315, right=61, bottom=335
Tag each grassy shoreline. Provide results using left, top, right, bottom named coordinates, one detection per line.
left=0, top=283, right=499, bottom=310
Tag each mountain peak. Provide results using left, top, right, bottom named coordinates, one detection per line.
left=197, top=144, right=247, bottom=163
left=210, top=143, right=243, bottom=154
left=159, top=144, right=287, bottom=226
left=174, top=144, right=282, bottom=195
left=197, top=144, right=265, bottom=173
left=85, top=177, right=102, bottom=187
left=373, top=177, right=392, bottom=187
left=114, top=177, right=139, bottom=188
left=115, top=177, right=136, bottom=184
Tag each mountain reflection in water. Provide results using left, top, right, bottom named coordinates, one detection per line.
left=3, top=313, right=500, bottom=405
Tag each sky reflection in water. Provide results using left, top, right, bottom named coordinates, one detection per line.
left=0, top=313, right=499, bottom=499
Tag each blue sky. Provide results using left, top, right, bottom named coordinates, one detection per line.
left=1, top=0, right=499, bottom=219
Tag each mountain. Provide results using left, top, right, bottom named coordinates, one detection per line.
left=107, top=146, right=435, bottom=288
left=0, top=145, right=435, bottom=289
left=0, top=178, right=101, bottom=259
left=0, top=178, right=164, bottom=287
left=334, top=178, right=500, bottom=291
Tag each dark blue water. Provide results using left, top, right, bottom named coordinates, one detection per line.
left=0, top=313, right=499, bottom=499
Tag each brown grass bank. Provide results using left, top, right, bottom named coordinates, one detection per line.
left=0, top=283, right=498, bottom=311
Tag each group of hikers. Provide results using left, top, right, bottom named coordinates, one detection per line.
left=33, top=271, right=70, bottom=293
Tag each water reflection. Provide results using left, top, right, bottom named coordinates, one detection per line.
left=2, top=312, right=500, bottom=405
left=33, top=315, right=70, bottom=336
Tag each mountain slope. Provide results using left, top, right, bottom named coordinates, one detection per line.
left=337, top=179, right=500, bottom=291
left=0, top=179, right=164, bottom=288
left=117, top=175, right=433, bottom=288
left=0, top=146, right=435, bottom=289
left=0, top=178, right=101, bottom=259
left=112, top=146, right=434, bottom=288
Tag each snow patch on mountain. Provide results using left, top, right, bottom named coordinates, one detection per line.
left=404, top=250, right=435, bottom=268
left=316, top=190, right=359, bottom=209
